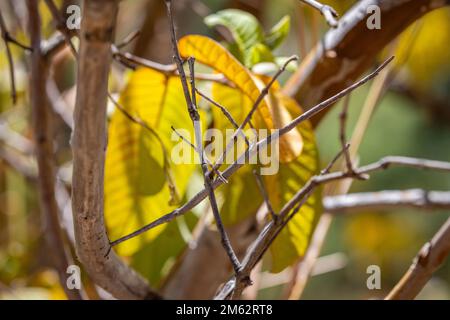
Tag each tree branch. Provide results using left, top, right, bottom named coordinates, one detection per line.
left=299, top=0, right=339, bottom=28
left=284, top=0, right=449, bottom=126
left=325, top=189, right=450, bottom=213
left=215, top=156, right=450, bottom=299
left=165, top=0, right=241, bottom=273
left=386, top=217, right=450, bottom=300
left=71, top=0, right=159, bottom=300
left=110, top=56, right=394, bottom=247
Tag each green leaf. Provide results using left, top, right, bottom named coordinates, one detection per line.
left=204, top=9, right=264, bottom=67
left=249, top=43, right=275, bottom=67
left=265, top=15, right=290, bottom=50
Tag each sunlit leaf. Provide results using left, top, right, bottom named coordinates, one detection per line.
left=265, top=15, right=290, bottom=50
left=179, top=35, right=302, bottom=162
left=204, top=9, right=264, bottom=66
left=264, top=93, right=321, bottom=273
left=179, top=34, right=273, bottom=130
left=249, top=43, right=275, bottom=67
left=104, top=68, right=198, bottom=256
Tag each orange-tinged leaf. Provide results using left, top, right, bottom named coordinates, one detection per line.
left=252, top=76, right=303, bottom=163
left=180, top=34, right=302, bottom=162
left=178, top=35, right=273, bottom=130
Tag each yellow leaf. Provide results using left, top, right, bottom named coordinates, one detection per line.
left=179, top=35, right=273, bottom=129
left=105, top=68, right=198, bottom=256
left=264, top=93, right=321, bottom=273
left=179, top=34, right=302, bottom=162
left=252, top=75, right=303, bottom=163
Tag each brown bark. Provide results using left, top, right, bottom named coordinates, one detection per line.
left=71, top=0, right=159, bottom=300
left=283, top=0, right=449, bottom=126
left=27, top=0, right=82, bottom=300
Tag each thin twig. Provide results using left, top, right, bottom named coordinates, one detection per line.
left=286, top=53, right=395, bottom=300
left=39, top=3, right=230, bottom=86
left=253, top=170, right=277, bottom=222
left=44, top=0, right=77, bottom=56
left=109, top=56, right=394, bottom=247
left=171, top=126, right=228, bottom=184
left=299, top=0, right=339, bottom=28
left=215, top=155, right=450, bottom=299
left=196, top=88, right=250, bottom=147
left=321, top=143, right=350, bottom=175
left=165, top=0, right=241, bottom=273
left=223, top=146, right=351, bottom=300
left=112, top=48, right=231, bottom=85
left=339, top=95, right=356, bottom=175
left=210, top=55, right=299, bottom=172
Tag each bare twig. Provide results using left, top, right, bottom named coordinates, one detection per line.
left=196, top=88, right=250, bottom=147
left=165, top=0, right=241, bottom=273
left=110, top=56, right=394, bottom=247
left=299, top=0, right=339, bottom=28
left=321, top=143, right=350, bottom=175
left=386, top=217, right=450, bottom=300
left=325, top=189, right=450, bottom=213
left=284, top=0, right=446, bottom=126
left=215, top=155, right=450, bottom=299
left=44, top=0, right=77, bottom=56
left=221, top=146, right=351, bottom=300
left=287, top=54, right=394, bottom=299
left=339, top=95, right=357, bottom=175
left=112, top=48, right=231, bottom=85
left=170, top=126, right=228, bottom=184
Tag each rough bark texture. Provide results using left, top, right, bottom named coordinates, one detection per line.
left=283, top=0, right=449, bottom=126
left=71, top=0, right=158, bottom=300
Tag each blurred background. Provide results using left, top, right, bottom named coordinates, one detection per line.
left=0, top=0, right=449, bottom=299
